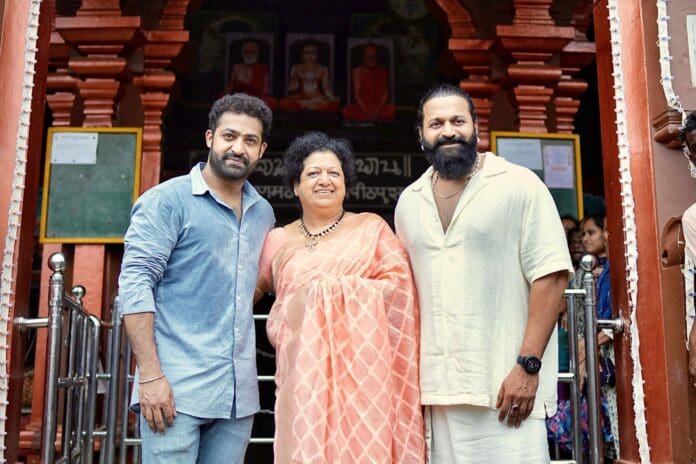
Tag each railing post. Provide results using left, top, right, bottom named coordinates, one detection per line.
left=580, top=254, right=602, bottom=464
left=566, top=289, right=584, bottom=464
left=83, top=315, right=101, bottom=463
left=40, top=252, right=67, bottom=464
left=61, top=300, right=82, bottom=462
left=103, top=297, right=121, bottom=464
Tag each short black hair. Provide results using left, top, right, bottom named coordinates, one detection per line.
left=282, top=131, right=357, bottom=190
left=567, top=226, right=582, bottom=241
left=208, top=93, right=272, bottom=140
left=680, top=111, right=696, bottom=144
left=416, top=83, right=478, bottom=131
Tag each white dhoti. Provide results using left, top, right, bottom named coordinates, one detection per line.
left=427, top=404, right=550, bottom=464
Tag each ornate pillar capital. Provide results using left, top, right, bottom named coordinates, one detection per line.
left=46, top=18, right=78, bottom=126
left=552, top=1, right=595, bottom=133
left=496, top=3, right=575, bottom=132
left=132, top=25, right=189, bottom=192
left=55, top=4, right=140, bottom=127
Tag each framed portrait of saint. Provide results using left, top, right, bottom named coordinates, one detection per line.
left=225, top=32, right=277, bottom=108
left=343, top=38, right=395, bottom=122
left=278, top=33, right=339, bottom=112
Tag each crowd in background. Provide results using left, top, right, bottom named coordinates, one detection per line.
left=546, top=212, right=619, bottom=462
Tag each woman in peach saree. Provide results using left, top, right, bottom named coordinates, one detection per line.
left=257, top=132, right=425, bottom=463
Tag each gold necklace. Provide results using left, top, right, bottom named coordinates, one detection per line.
left=432, top=153, right=484, bottom=199
left=299, top=210, right=345, bottom=252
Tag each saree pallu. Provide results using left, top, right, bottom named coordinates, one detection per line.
left=265, top=213, right=425, bottom=463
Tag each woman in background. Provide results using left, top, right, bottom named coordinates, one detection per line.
left=580, top=215, right=618, bottom=459
left=548, top=216, right=617, bottom=458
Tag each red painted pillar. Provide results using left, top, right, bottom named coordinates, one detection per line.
left=0, top=1, right=52, bottom=462
left=594, top=0, right=696, bottom=461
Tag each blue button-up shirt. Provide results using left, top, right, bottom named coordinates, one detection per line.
left=118, top=163, right=274, bottom=419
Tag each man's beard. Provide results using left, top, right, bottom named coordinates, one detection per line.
left=421, top=131, right=478, bottom=179
left=207, top=147, right=256, bottom=181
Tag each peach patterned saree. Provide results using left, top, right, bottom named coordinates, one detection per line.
left=260, top=213, right=425, bottom=463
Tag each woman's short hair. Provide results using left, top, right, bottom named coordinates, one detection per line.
left=282, top=131, right=357, bottom=189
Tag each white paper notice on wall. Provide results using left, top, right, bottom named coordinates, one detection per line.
left=50, top=132, right=98, bottom=165
left=543, top=145, right=574, bottom=189
left=688, top=15, right=696, bottom=87
left=497, top=138, right=543, bottom=171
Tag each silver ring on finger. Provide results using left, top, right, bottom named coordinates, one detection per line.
left=510, top=404, right=520, bottom=413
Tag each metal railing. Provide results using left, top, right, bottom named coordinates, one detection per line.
left=555, top=287, right=584, bottom=464
left=580, top=255, right=623, bottom=464
left=18, top=252, right=626, bottom=463
left=552, top=255, right=624, bottom=464
left=15, top=253, right=116, bottom=463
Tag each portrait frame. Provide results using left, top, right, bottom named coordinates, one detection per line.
left=346, top=38, right=394, bottom=106
left=224, top=32, right=275, bottom=96
left=284, top=33, right=335, bottom=97
left=350, top=13, right=439, bottom=104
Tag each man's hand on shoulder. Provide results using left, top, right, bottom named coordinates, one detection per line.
left=139, top=375, right=176, bottom=434
left=495, top=365, right=539, bottom=428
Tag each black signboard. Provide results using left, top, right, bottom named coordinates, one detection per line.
left=247, top=151, right=428, bottom=212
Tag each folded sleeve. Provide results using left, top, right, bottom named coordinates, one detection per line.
left=118, top=189, right=179, bottom=315
left=519, top=176, right=574, bottom=284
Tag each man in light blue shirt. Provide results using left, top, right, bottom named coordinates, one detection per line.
left=118, top=93, right=275, bottom=463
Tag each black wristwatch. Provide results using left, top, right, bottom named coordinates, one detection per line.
left=517, top=355, right=542, bottom=374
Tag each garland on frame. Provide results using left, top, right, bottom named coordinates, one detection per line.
left=0, top=1, right=42, bottom=462
left=606, top=1, right=650, bottom=462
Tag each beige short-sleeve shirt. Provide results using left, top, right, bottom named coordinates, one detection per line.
left=395, top=153, right=573, bottom=419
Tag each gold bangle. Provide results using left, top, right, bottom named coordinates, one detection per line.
left=138, top=373, right=165, bottom=385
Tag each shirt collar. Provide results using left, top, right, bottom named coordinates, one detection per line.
left=190, top=162, right=262, bottom=208
left=190, top=163, right=209, bottom=195
left=407, top=151, right=506, bottom=193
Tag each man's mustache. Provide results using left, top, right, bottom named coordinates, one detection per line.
left=433, top=136, right=468, bottom=150
left=223, top=151, right=249, bottom=166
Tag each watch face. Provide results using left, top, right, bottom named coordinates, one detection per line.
left=389, top=0, right=429, bottom=20
left=524, top=357, right=542, bottom=374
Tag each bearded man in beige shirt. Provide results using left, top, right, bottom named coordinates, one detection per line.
left=395, top=84, right=573, bottom=463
